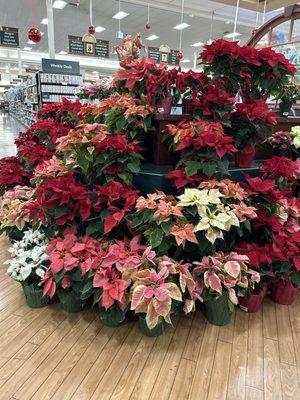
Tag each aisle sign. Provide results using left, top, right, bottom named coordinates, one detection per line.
left=0, top=27, right=19, bottom=48
left=42, top=58, right=80, bottom=75
left=148, top=45, right=179, bottom=66
left=68, top=35, right=109, bottom=58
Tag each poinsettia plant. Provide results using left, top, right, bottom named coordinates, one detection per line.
left=164, top=118, right=236, bottom=189
left=0, top=156, right=31, bottom=194
left=6, top=228, right=49, bottom=284
left=193, top=251, right=260, bottom=308
left=56, top=122, right=142, bottom=185
left=37, top=98, right=82, bottom=128
left=77, top=77, right=115, bottom=101
left=40, top=230, right=103, bottom=302
left=229, top=99, right=277, bottom=149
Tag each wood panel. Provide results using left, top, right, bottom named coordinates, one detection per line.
left=0, top=235, right=299, bottom=400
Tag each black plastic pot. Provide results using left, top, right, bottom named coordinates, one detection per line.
left=22, top=282, right=50, bottom=308
left=204, top=292, right=233, bottom=326
left=57, top=291, right=84, bottom=313
left=98, top=304, right=127, bottom=327
left=138, top=316, right=165, bottom=337
left=279, top=102, right=292, bottom=117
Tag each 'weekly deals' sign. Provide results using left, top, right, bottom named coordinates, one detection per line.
left=0, top=26, right=19, bottom=47
left=68, top=35, right=109, bottom=58
left=42, top=59, right=80, bottom=75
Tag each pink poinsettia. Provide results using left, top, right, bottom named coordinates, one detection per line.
left=193, top=251, right=260, bottom=305
left=131, top=266, right=182, bottom=329
left=169, top=223, right=198, bottom=247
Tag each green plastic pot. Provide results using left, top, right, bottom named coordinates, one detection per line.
left=138, top=316, right=165, bottom=337
left=98, top=304, right=127, bottom=327
left=22, top=282, right=50, bottom=308
left=279, top=102, right=292, bottom=117
left=204, top=293, right=233, bottom=326
left=57, top=291, right=84, bottom=313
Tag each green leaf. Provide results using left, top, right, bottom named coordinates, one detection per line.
left=54, top=206, right=68, bottom=218
left=291, top=271, right=300, bottom=286
left=130, top=212, right=144, bottom=228
left=161, top=220, right=175, bottom=234
left=85, top=218, right=102, bottom=236
left=127, top=161, right=140, bottom=174
left=150, top=228, right=164, bottom=248
left=82, top=280, right=93, bottom=295
left=202, top=162, right=216, bottom=177
left=54, top=270, right=65, bottom=284
left=117, top=172, right=132, bottom=185
left=116, top=116, right=127, bottom=132
left=185, top=161, right=202, bottom=176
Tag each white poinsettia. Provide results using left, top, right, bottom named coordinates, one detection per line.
left=6, top=229, right=49, bottom=283
left=177, top=188, right=223, bottom=208
left=195, top=205, right=240, bottom=244
left=290, top=126, right=300, bottom=149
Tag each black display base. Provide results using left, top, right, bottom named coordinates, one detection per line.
left=133, top=161, right=262, bottom=195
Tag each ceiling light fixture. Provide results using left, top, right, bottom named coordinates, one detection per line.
left=181, top=59, right=190, bottom=63
left=27, top=40, right=36, bottom=45
left=191, top=41, right=203, bottom=47
left=173, top=22, right=190, bottom=30
left=95, top=26, right=105, bottom=33
left=41, top=18, right=48, bottom=25
left=59, top=50, right=68, bottom=55
left=112, top=11, right=128, bottom=20
left=53, top=0, right=67, bottom=9
left=23, top=46, right=32, bottom=51
left=146, top=34, right=159, bottom=41
left=224, top=32, right=241, bottom=38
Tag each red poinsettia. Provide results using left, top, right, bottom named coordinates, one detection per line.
left=165, top=168, right=205, bottom=189
left=95, top=135, right=142, bottom=154
left=37, top=98, right=82, bottom=128
left=0, top=156, right=31, bottom=190
left=28, top=119, right=69, bottom=146
left=17, top=140, right=54, bottom=168
left=200, top=39, right=240, bottom=62
left=32, top=174, right=93, bottom=225
left=235, top=99, right=277, bottom=126
left=260, top=156, right=300, bottom=182
left=235, top=242, right=274, bottom=268
left=258, top=47, right=297, bottom=74
left=93, top=181, right=139, bottom=233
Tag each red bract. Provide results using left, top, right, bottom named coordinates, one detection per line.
left=260, top=156, right=300, bottom=181
left=37, top=98, right=82, bottom=128
left=166, top=168, right=205, bottom=189
left=28, top=119, right=69, bottom=146
left=0, top=157, right=31, bottom=190
left=258, top=47, right=297, bottom=73
left=34, top=174, right=93, bottom=225
left=95, top=135, right=141, bottom=154
left=17, top=141, right=54, bottom=168
left=235, top=99, right=277, bottom=125
left=200, top=39, right=240, bottom=62
left=93, top=181, right=139, bottom=233
left=176, top=69, right=209, bottom=94
left=235, top=242, right=274, bottom=268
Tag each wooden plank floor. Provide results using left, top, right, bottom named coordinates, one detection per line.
left=0, top=234, right=299, bottom=400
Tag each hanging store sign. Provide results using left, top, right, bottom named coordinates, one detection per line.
left=42, top=58, right=80, bottom=75
left=148, top=45, right=179, bottom=66
left=0, top=26, right=19, bottom=48
left=68, top=35, right=109, bottom=58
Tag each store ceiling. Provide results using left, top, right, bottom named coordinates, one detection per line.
left=0, top=0, right=293, bottom=70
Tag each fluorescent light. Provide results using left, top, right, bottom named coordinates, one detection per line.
left=112, top=11, right=128, bottom=20
left=224, top=32, right=241, bottom=38
left=53, top=0, right=67, bottom=9
left=92, top=71, right=98, bottom=74
left=41, top=18, right=48, bottom=25
left=23, top=46, right=32, bottom=51
left=22, top=64, right=29, bottom=68
left=173, top=22, right=190, bottom=30
left=181, top=59, right=190, bottom=63
left=95, top=26, right=105, bottom=33
left=191, top=41, right=204, bottom=47
left=59, top=51, right=67, bottom=55
left=27, top=40, right=36, bottom=45
left=146, top=35, right=159, bottom=41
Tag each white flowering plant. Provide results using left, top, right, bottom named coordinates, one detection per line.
left=6, top=229, right=49, bottom=283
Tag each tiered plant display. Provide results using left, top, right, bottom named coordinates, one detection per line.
left=0, top=39, right=299, bottom=335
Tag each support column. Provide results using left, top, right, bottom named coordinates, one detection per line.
left=46, top=0, right=55, bottom=58
left=17, top=48, right=22, bottom=74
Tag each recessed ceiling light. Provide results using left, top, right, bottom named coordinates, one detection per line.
left=112, top=11, right=128, bottom=20
left=23, top=46, right=32, bottom=51
left=59, top=50, right=68, bottom=55
left=92, top=70, right=98, bottom=74
left=27, top=40, right=36, bottom=45
left=224, top=32, right=241, bottom=38
left=53, top=0, right=67, bottom=9
left=181, top=59, right=190, bottom=63
left=225, top=20, right=231, bottom=25
left=173, top=22, right=190, bottom=30
left=95, top=26, right=105, bottom=33
left=22, top=64, right=29, bottom=68
left=146, top=35, right=159, bottom=41
left=191, top=41, right=204, bottom=47
left=41, top=18, right=48, bottom=25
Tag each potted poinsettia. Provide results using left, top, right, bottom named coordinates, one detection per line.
left=131, top=265, right=184, bottom=336
left=269, top=230, right=300, bottom=305
left=229, top=99, right=277, bottom=168
left=193, top=251, right=260, bottom=325
left=92, top=237, right=149, bottom=326
left=235, top=241, right=273, bottom=313
left=40, top=230, right=102, bottom=313
left=6, top=228, right=51, bottom=308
